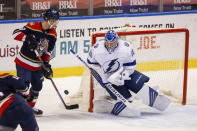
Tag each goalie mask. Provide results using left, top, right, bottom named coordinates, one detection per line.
left=105, top=30, right=119, bottom=53
left=43, top=9, right=59, bottom=29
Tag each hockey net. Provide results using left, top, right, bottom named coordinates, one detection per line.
left=66, top=28, right=189, bottom=112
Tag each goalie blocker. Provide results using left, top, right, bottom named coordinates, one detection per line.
left=94, top=70, right=171, bottom=116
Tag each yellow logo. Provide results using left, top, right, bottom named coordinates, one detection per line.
left=29, top=22, right=35, bottom=26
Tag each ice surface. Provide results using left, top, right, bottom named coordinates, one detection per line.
left=16, top=69, right=197, bottom=131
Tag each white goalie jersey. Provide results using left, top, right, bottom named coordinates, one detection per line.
left=87, top=39, right=136, bottom=84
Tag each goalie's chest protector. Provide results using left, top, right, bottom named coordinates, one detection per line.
left=94, top=41, right=132, bottom=74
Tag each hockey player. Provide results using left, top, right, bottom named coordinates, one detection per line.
left=12, top=8, right=59, bottom=115
left=87, top=30, right=171, bottom=117
left=0, top=73, right=39, bottom=131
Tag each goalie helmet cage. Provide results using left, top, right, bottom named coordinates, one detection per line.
left=86, top=28, right=189, bottom=112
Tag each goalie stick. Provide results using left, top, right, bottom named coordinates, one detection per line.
left=34, top=50, right=79, bottom=110
left=70, top=49, right=133, bottom=109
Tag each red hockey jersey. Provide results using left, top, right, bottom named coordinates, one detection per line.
left=13, top=22, right=57, bottom=71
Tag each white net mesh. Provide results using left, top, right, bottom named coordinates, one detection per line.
left=65, top=28, right=189, bottom=112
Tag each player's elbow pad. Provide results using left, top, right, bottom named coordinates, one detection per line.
left=12, top=29, right=26, bottom=42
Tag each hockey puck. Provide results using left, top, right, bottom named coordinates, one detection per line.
left=64, top=90, right=69, bottom=95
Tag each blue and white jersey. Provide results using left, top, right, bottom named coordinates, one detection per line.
left=87, top=39, right=136, bottom=83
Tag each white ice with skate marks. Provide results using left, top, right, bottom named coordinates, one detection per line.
left=16, top=69, right=197, bottom=131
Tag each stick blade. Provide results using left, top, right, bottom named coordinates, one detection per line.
left=66, top=104, right=79, bottom=110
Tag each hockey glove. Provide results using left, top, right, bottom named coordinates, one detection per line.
left=121, top=69, right=132, bottom=81
left=25, top=34, right=38, bottom=51
left=41, top=61, right=53, bottom=79
left=108, top=67, right=124, bottom=86
left=108, top=67, right=132, bottom=86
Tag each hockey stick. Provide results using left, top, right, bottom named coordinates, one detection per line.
left=34, top=50, right=79, bottom=110
left=70, top=49, right=132, bottom=107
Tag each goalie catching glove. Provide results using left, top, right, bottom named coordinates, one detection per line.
left=25, top=34, right=38, bottom=51
left=108, top=67, right=132, bottom=86
left=41, top=61, right=53, bottom=79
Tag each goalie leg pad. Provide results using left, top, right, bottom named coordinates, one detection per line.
left=135, top=85, right=158, bottom=106
left=125, top=70, right=150, bottom=93
left=111, top=101, right=126, bottom=115
left=105, top=85, right=132, bottom=100
left=148, top=87, right=159, bottom=107
left=94, top=100, right=141, bottom=117
left=153, top=95, right=171, bottom=111
left=136, top=85, right=171, bottom=111
left=114, top=101, right=141, bottom=117
left=93, top=100, right=114, bottom=113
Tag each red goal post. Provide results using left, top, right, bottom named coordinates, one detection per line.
left=88, top=28, right=189, bottom=112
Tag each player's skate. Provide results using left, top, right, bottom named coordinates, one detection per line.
left=27, top=100, right=43, bottom=116
left=33, top=108, right=43, bottom=116
left=94, top=100, right=141, bottom=117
